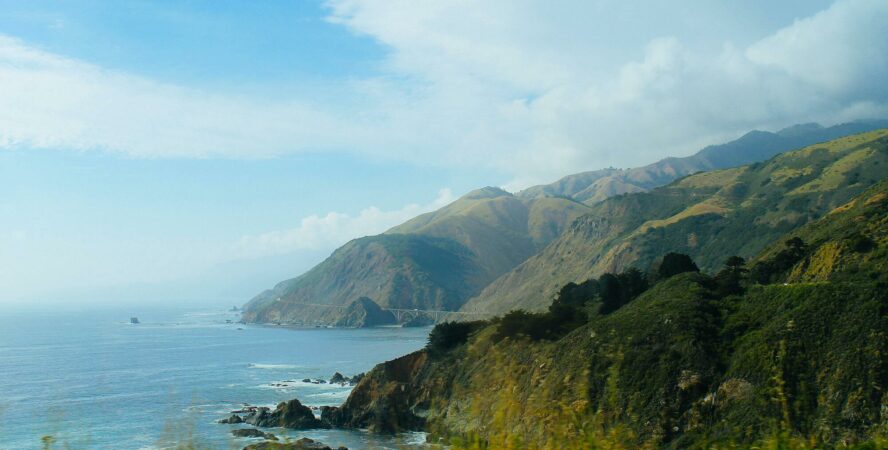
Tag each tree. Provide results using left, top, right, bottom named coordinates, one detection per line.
left=724, top=256, right=746, bottom=271
left=656, top=253, right=700, bottom=280
left=427, top=321, right=485, bottom=355
left=598, top=273, right=623, bottom=314
left=715, top=256, right=747, bottom=296
left=495, top=310, right=554, bottom=341
left=553, top=278, right=599, bottom=310
left=750, top=238, right=808, bottom=285
left=617, top=267, right=649, bottom=301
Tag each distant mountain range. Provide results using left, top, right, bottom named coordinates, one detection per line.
left=463, top=127, right=888, bottom=314
left=242, top=120, right=888, bottom=325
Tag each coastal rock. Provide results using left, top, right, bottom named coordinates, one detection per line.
left=329, top=372, right=346, bottom=384
left=244, top=399, right=330, bottom=429
left=348, top=373, right=364, bottom=386
left=323, top=351, right=429, bottom=433
left=332, top=297, right=396, bottom=328
left=218, top=414, right=244, bottom=424
left=243, top=437, right=347, bottom=449
left=231, top=428, right=277, bottom=440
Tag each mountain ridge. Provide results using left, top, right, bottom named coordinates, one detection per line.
left=463, top=128, right=888, bottom=314
left=243, top=121, right=888, bottom=325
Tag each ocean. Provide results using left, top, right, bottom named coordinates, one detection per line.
left=0, top=306, right=431, bottom=449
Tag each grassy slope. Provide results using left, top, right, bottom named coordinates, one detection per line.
left=243, top=188, right=591, bottom=324
left=335, top=181, right=888, bottom=448
left=464, top=129, right=888, bottom=315
left=518, top=120, right=888, bottom=206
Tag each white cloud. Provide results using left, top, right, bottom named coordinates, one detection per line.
left=1, top=1, right=887, bottom=187
left=0, top=34, right=370, bottom=157
left=232, top=188, right=455, bottom=259
left=325, top=0, right=888, bottom=185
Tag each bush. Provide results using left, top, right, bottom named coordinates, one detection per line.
left=494, top=310, right=554, bottom=341
left=750, top=238, right=808, bottom=284
left=714, top=255, right=748, bottom=297
left=599, top=267, right=649, bottom=314
left=655, top=252, right=700, bottom=280
left=427, top=320, right=487, bottom=355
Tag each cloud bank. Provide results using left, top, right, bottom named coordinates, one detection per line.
left=1, top=0, right=887, bottom=186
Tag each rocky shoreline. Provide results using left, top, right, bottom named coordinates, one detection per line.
left=220, top=372, right=369, bottom=450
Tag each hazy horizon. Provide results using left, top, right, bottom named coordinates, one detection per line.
left=3, top=0, right=887, bottom=307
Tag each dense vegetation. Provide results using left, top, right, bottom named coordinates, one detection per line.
left=332, top=179, right=888, bottom=449
left=465, top=128, right=888, bottom=315
left=243, top=188, right=591, bottom=325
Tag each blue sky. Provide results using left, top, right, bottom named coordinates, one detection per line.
left=1, top=0, right=886, bottom=306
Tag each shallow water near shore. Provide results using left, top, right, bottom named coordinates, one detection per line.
left=0, top=306, right=431, bottom=449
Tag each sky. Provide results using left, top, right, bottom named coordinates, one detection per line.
left=1, top=0, right=887, bottom=307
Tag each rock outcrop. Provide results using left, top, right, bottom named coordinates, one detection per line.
left=332, top=297, right=396, bottom=328
left=243, top=437, right=347, bottom=450
left=218, top=414, right=243, bottom=424
left=231, top=428, right=277, bottom=440
left=322, top=351, right=430, bottom=433
left=243, top=399, right=329, bottom=429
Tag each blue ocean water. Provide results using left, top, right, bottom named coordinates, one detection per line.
left=0, top=306, right=431, bottom=449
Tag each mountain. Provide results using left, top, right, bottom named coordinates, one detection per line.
left=463, top=128, right=888, bottom=314
left=241, top=189, right=591, bottom=324
left=322, top=179, right=888, bottom=448
left=244, top=121, right=888, bottom=325
left=518, top=120, right=888, bottom=205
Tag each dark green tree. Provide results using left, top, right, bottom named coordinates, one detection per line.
left=715, top=255, right=747, bottom=296
left=656, top=252, right=700, bottom=280
left=427, top=320, right=485, bottom=355
left=598, top=273, right=624, bottom=314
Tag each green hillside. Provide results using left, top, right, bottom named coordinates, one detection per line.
left=464, top=129, right=888, bottom=315
left=322, top=180, right=888, bottom=448
left=518, top=120, right=888, bottom=205
left=242, top=188, right=591, bottom=325
left=244, top=124, right=888, bottom=326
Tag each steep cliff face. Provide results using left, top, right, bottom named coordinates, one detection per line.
left=324, top=184, right=888, bottom=448
left=329, top=275, right=887, bottom=448
left=464, top=129, right=888, bottom=315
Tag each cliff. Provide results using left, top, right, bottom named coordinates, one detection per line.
left=322, top=181, right=888, bottom=448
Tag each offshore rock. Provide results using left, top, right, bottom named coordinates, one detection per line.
left=243, top=399, right=329, bottom=429
left=243, top=437, right=347, bottom=449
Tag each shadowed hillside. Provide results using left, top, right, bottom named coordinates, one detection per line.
left=244, top=123, right=888, bottom=326
left=464, top=129, right=888, bottom=314
left=242, top=189, right=591, bottom=324
left=518, top=120, right=888, bottom=205
left=322, top=179, right=888, bottom=448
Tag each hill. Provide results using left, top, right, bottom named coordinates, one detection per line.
left=518, top=120, right=888, bottom=204
left=242, top=189, right=591, bottom=324
left=464, top=129, right=888, bottom=314
left=321, top=180, right=888, bottom=448
left=244, top=122, right=888, bottom=325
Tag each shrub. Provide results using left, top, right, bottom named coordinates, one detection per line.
left=655, top=252, right=700, bottom=280
left=427, top=320, right=487, bottom=355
